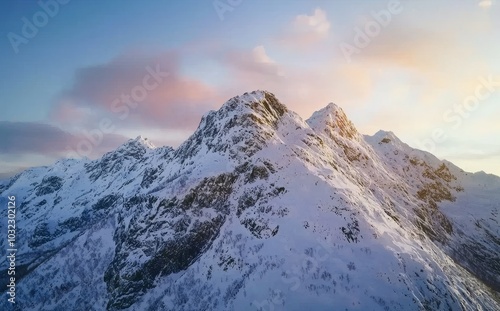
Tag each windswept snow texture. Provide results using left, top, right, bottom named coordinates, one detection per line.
left=0, top=91, right=499, bottom=311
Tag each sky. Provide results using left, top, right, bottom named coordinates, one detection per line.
left=0, top=0, right=499, bottom=177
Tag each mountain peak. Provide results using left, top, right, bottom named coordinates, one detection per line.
left=2, top=90, right=500, bottom=311
left=365, top=130, right=409, bottom=150
left=105, top=135, right=155, bottom=159
left=372, top=130, right=398, bottom=142
left=219, top=90, right=288, bottom=127
left=123, top=135, right=156, bottom=149
left=325, top=102, right=342, bottom=113
left=194, top=90, right=290, bottom=135
left=174, top=90, right=290, bottom=162
left=196, top=90, right=290, bottom=135
left=306, top=102, right=359, bottom=140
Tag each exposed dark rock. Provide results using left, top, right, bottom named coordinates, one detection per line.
left=35, top=176, right=63, bottom=196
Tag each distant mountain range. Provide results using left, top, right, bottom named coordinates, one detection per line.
left=1, top=90, right=499, bottom=310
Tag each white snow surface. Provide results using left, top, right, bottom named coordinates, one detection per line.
left=0, top=90, right=498, bottom=311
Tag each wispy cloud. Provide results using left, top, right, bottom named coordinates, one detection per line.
left=224, top=45, right=284, bottom=78
left=218, top=44, right=374, bottom=120
left=478, top=0, right=493, bottom=8
left=51, top=52, right=220, bottom=131
left=253, top=45, right=276, bottom=64
left=278, top=8, right=331, bottom=47
left=294, top=8, right=330, bottom=36
left=0, top=121, right=127, bottom=158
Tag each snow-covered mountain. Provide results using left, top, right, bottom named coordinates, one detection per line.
left=0, top=90, right=499, bottom=311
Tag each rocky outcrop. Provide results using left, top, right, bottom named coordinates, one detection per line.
left=0, top=90, right=498, bottom=311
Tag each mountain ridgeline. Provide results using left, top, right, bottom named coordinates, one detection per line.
left=0, top=91, right=499, bottom=311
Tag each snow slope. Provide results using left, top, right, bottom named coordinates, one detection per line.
left=0, top=91, right=498, bottom=311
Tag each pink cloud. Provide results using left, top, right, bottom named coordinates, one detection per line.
left=51, top=52, right=220, bottom=131
left=224, top=45, right=284, bottom=79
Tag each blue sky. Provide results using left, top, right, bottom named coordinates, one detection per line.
left=1, top=0, right=499, bottom=177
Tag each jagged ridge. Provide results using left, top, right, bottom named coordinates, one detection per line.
left=0, top=90, right=499, bottom=311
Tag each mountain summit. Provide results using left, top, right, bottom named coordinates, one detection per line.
left=1, top=91, right=499, bottom=311
left=307, top=102, right=359, bottom=140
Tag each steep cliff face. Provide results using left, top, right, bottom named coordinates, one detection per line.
left=0, top=91, right=498, bottom=311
